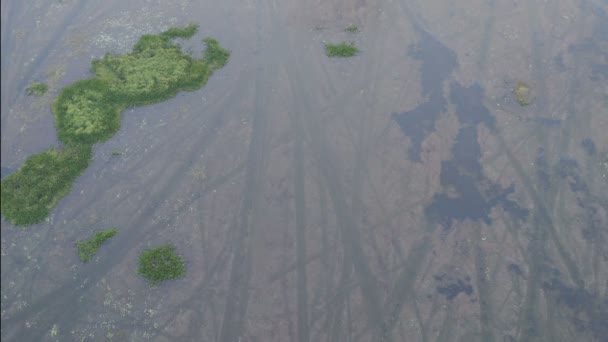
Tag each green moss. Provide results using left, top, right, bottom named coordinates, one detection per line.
left=90, top=29, right=229, bottom=106
left=345, top=24, right=359, bottom=32
left=26, top=82, right=49, bottom=96
left=325, top=42, right=359, bottom=57
left=2, top=24, right=230, bottom=226
left=52, top=78, right=124, bottom=146
left=514, top=82, right=531, bottom=106
left=160, top=23, right=199, bottom=39
left=111, top=150, right=123, bottom=156
left=137, top=245, right=185, bottom=286
left=0, top=145, right=91, bottom=226
left=76, top=227, right=117, bottom=262
left=203, top=37, right=231, bottom=70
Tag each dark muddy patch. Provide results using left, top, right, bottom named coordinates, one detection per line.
left=507, top=263, right=524, bottom=278
left=581, top=138, right=597, bottom=156
left=393, top=28, right=457, bottom=161
left=425, top=83, right=528, bottom=229
left=542, top=271, right=608, bottom=341
left=557, top=157, right=588, bottom=193
left=434, top=273, right=474, bottom=300
left=579, top=201, right=607, bottom=242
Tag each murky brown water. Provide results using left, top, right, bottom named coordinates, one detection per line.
left=2, top=0, right=607, bottom=341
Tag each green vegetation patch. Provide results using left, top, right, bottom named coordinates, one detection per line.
left=1, top=24, right=230, bottom=226
left=90, top=27, right=229, bottom=106
left=325, top=42, right=359, bottom=57
left=26, top=82, right=49, bottom=96
left=52, top=78, right=124, bottom=146
left=160, top=23, right=199, bottom=39
left=345, top=24, right=359, bottom=32
left=0, top=145, right=91, bottom=226
left=203, top=37, right=231, bottom=70
left=76, top=227, right=117, bottom=262
left=514, top=82, right=532, bottom=106
left=138, top=245, right=185, bottom=286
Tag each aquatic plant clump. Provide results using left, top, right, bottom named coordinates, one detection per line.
left=345, top=24, right=359, bottom=32
left=76, top=227, right=117, bottom=262
left=52, top=78, right=123, bottom=146
left=325, top=42, right=359, bottom=57
left=0, top=145, right=91, bottom=226
left=203, top=37, right=231, bottom=70
left=514, top=82, right=532, bottom=106
left=26, top=82, right=49, bottom=96
left=90, top=28, right=230, bottom=106
left=1, top=24, right=230, bottom=226
left=137, top=245, right=185, bottom=286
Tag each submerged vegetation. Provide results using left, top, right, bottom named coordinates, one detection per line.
left=138, top=245, right=185, bottom=286
left=26, top=82, right=49, bottom=96
left=76, top=227, right=117, bottom=262
left=345, top=24, right=359, bottom=32
left=325, top=42, right=359, bottom=57
left=1, top=24, right=230, bottom=226
left=514, top=82, right=532, bottom=106
left=0, top=145, right=91, bottom=225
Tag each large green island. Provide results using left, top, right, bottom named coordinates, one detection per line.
left=1, top=24, right=230, bottom=226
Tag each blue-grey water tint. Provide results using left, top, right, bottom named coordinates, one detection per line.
left=393, top=28, right=529, bottom=230
left=434, top=273, right=474, bottom=301
left=425, top=82, right=528, bottom=229
left=392, top=28, right=457, bottom=161
left=581, top=138, right=597, bottom=156
left=542, top=267, right=608, bottom=341
left=1, top=167, right=13, bottom=179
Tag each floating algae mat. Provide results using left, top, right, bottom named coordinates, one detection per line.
left=25, top=82, right=49, bottom=96
left=137, top=244, right=185, bottom=286
left=325, top=42, right=359, bottom=57
left=513, top=81, right=532, bottom=106
left=76, top=227, right=117, bottom=262
left=1, top=24, right=230, bottom=226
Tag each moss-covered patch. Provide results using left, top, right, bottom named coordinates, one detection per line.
left=26, top=82, right=49, bottom=96
left=90, top=28, right=229, bottom=106
left=325, top=42, right=359, bottom=57
left=76, top=227, right=117, bottom=262
left=137, top=245, right=185, bottom=286
left=160, top=23, right=199, bottom=39
left=0, top=145, right=91, bottom=226
left=1, top=24, right=230, bottom=226
left=514, top=82, right=532, bottom=106
left=345, top=24, right=359, bottom=32
left=52, top=78, right=124, bottom=146
left=203, top=37, right=231, bottom=70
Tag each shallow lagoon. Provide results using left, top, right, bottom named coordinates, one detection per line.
left=2, top=0, right=607, bottom=341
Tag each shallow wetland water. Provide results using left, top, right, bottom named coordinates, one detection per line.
left=1, top=0, right=607, bottom=341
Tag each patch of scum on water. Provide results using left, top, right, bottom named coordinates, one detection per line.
left=92, top=10, right=179, bottom=53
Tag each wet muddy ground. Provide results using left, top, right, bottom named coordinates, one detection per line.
left=1, top=0, right=608, bottom=341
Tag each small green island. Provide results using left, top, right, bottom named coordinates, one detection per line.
left=325, top=42, right=359, bottom=57
left=25, top=82, right=49, bottom=96
left=76, top=227, right=117, bottom=262
left=138, top=245, right=185, bottom=286
left=345, top=24, right=359, bottom=32
left=1, top=24, right=230, bottom=226
left=514, top=81, right=532, bottom=106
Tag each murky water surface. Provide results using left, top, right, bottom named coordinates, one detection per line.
left=2, top=0, right=607, bottom=341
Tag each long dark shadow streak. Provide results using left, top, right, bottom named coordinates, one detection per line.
left=217, top=0, right=274, bottom=340
left=278, top=4, right=390, bottom=342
